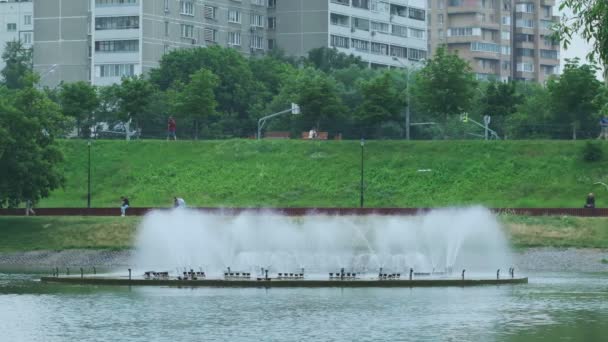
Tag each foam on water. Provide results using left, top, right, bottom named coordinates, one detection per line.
left=131, top=206, right=513, bottom=278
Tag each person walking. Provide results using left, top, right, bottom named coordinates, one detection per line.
left=167, top=116, right=177, bottom=141
left=25, top=199, right=35, bottom=216
left=120, top=197, right=130, bottom=216
left=599, top=116, right=608, bottom=140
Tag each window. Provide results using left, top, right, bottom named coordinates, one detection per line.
left=390, top=5, right=407, bottom=17
left=371, top=42, right=389, bottom=55
left=542, top=6, right=551, bottom=18
left=251, top=0, right=266, bottom=6
left=409, top=28, right=425, bottom=39
left=331, top=13, right=349, bottom=27
left=180, top=1, right=194, bottom=16
left=391, top=24, right=408, bottom=37
left=268, top=17, right=276, bottom=29
left=390, top=45, right=407, bottom=58
left=24, top=15, right=32, bottom=26
left=502, top=61, right=510, bottom=70
left=540, top=20, right=554, bottom=30
left=228, top=10, right=241, bottom=23
left=370, top=0, right=390, bottom=13
left=95, top=0, right=138, bottom=6
left=515, top=33, right=534, bottom=42
left=95, top=40, right=139, bottom=52
left=371, top=21, right=389, bottom=33
left=408, top=48, right=426, bottom=61
left=7, top=23, right=16, bottom=32
left=164, top=21, right=169, bottom=36
left=516, top=48, right=535, bottom=57
left=501, top=16, right=511, bottom=25
left=477, top=59, right=496, bottom=70
left=409, top=8, right=425, bottom=21
left=540, top=49, right=558, bottom=59
left=542, top=65, right=556, bottom=75
left=501, top=45, right=511, bottom=55
left=516, top=19, right=534, bottom=28
left=352, top=17, right=370, bottom=31
left=204, top=6, right=217, bottom=19
left=517, top=63, right=534, bottom=72
left=251, top=35, right=264, bottom=49
left=471, top=42, right=500, bottom=53
left=331, top=0, right=349, bottom=5
left=516, top=3, right=534, bottom=13
left=352, top=0, right=370, bottom=9
left=21, top=32, right=32, bottom=44
left=181, top=24, right=194, bottom=38
left=447, top=27, right=481, bottom=36
left=95, top=64, right=136, bottom=78
left=501, top=31, right=510, bottom=40
left=204, top=28, right=217, bottom=42
left=268, top=39, right=275, bottom=50
left=330, top=35, right=349, bottom=48
left=352, top=39, right=369, bottom=52
left=438, top=14, right=444, bottom=24
left=164, top=0, right=169, bottom=12
left=438, top=0, right=444, bottom=9
left=95, top=16, right=139, bottom=30
left=228, top=31, right=241, bottom=46
left=268, top=0, right=276, bottom=8
left=251, top=14, right=265, bottom=27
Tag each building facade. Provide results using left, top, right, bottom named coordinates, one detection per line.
left=33, top=0, right=428, bottom=87
left=428, top=0, right=560, bottom=82
left=0, top=0, right=33, bottom=71
left=272, top=0, right=428, bottom=69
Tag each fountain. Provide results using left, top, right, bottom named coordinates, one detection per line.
left=41, top=206, right=527, bottom=287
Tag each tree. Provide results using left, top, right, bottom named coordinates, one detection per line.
left=0, top=76, right=67, bottom=207
left=304, top=47, right=366, bottom=73
left=476, top=81, right=522, bottom=136
left=115, top=75, right=155, bottom=130
left=558, top=1, right=608, bottom=79
left=412, top=46, right=477, bottom=135
left=505, top=83, right=553, bottom=139
left=547, top=59, right=601, bottom=139
left=170, top=68, right=219, bottom=139
left=1, top=40, right=32, bottom=89
left=271, top=67, right=347, bottom=136
left=355, top=72, right=405, bottom=137
left=59, top=81, right=99, bottom=137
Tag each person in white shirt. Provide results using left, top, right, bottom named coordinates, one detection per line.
left=173, top=197, right=186, bottom=208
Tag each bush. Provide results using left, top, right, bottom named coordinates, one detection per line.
left=582, top=141, right=603, bottom=162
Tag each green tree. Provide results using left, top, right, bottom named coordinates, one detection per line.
left=1, top=40, right=32, bottom=89
left=558, top=1, right=608, bottom=79
left=412, top=46, right=477, bottom=135
left=477, top=81, right=522, bottom=136
left=115, top=75, right=155, bottom=130
left=355, top=72, right=405, bottom=137
left=170, top=68, right=219, bottom=139
left=304, top=47, right=366, bottom=73
left=505, top=83, right=553, bottom=139
left=547, top=59, right=601, bottom=139
left=0, top=76, right=67, bottom=207
left=59, top=81, right=99, bottom=137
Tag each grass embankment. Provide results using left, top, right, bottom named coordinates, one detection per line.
left=39, top=140, right=608, bottom=208
left=1, top=216, right=607, bottom=252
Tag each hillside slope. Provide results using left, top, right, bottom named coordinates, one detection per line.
left=39, top=140, right=608, bottom=208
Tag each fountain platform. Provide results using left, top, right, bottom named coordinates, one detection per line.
left=40, top=276, right=528, bottom=288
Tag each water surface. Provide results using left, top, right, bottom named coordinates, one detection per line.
left=1, top=273, right=607, bottom=341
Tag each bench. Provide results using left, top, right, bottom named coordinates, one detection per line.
left=265, top=131, right=291, bottom=139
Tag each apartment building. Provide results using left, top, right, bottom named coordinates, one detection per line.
left=271, top=0, right=428, bottom=68
left=428, top=0, right=560, bottom=82
left=33, top=0, right=428, bottom=87
left=0, top=0, right=33, bottom=71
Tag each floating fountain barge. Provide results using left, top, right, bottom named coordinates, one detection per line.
left=40, top=276, right=528, bottom=288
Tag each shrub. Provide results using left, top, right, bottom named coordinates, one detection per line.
left=582, top=141, right=603, bottom=162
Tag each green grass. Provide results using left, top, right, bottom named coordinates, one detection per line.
left=37, top=139, right=608, bottom=208
left=1, top=215, right=607, bottom=252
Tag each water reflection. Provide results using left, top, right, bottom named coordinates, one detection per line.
left=0, top=273, right=607, bottom=342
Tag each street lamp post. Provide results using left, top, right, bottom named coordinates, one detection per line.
left=360, top=138, right=365, bottom=208
left=87, top=140, right=91, bottom=209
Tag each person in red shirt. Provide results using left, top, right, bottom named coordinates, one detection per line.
left=167, top=116, right=177, bottom=140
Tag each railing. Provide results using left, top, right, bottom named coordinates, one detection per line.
left=1, top=208, right=608, bottom=217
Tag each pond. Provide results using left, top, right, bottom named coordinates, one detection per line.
left=1, top=272, right=606, bottom=342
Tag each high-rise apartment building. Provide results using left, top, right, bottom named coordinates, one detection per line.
left=428, top=0, right=559, bottom=82
left=0, top=0, right=33, bottom=71
left=271, top=0, right=428, bottom=69
left=33, top=0, right=428, bottom=87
